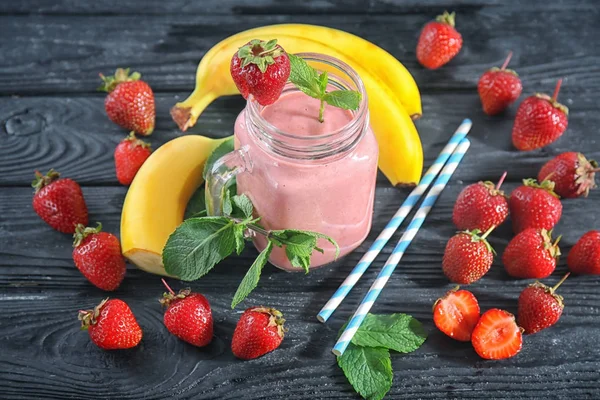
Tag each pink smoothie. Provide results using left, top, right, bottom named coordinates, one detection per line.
left=235, top=91, right=378, bottom=271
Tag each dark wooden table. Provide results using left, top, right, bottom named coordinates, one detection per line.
left=1, top=1, right=599, bottom=398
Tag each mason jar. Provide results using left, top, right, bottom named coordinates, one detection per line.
left=206, top=53, right=378, bottom=271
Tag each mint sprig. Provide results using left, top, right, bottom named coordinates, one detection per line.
left=288, top=54, right=361, bottom=122
left=163, top=193, right=339, bottom=308
left=337, top=314, right=427, bottom=400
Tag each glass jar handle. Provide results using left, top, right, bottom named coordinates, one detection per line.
left=205, top=145, right=252, bottom=216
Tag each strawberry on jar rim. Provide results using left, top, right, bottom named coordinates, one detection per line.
left=99, top=68, right=155, bottom=136
left=416, top=11, right=463, bottom=70
left=478, top=52, right=522, bottom=115
left=72, top=223, right=126, bottom=291
left=230, top=39, right=291, bottom=106
left=32, top=169, right=88, bottom=234
left=538, top=152, right=598, bottom=198
left=79, top=298, right=142, bottom=350
left=512, top=79, right=568, bottom=151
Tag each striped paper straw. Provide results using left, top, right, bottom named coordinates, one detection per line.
left=317, top=119, right=472, bottom=323
left=332, top=138, right=471, bottom=356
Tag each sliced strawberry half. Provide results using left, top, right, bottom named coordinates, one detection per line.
left=433, top=288, right=480, bottom=342
left=471, top=308, right=523, bottom=360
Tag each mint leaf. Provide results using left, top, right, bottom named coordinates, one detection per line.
left=233, top=223, right=246, bottom=255
left=337, top=343, right=392, bottom=400
left=184, top=186, right=206, bottom=219
left=231, top=241, right=273, bottom=309
left=352, top=314, right=427, bottom=353
left=275, top=229, right=340, bottom=259
left=231, top=194, right=253, bottom=219
left=318, top=71, right=328, bottom=96
left=282, top=232, right=317, bottom=273
left=203, top=137, right=235, bottom=179
left=163, top=217, right=236, bottom=281
left=323, top=90, right=362, bottom=111
left=288, top=54, right=321, bottom=99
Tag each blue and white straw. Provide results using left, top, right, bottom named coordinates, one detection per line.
left=317, top=119, right=472, bottom=323
left=332, top=138, right=471, bottom=356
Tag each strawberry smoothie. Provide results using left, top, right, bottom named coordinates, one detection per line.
left=234, top=88, right=379, bottom=271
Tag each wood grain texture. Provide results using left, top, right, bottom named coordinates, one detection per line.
left=1, top=92, right=599, bottom=186
left=2, top=0, right=600, bottom=398
left=1, top=5, right=600, bottom=95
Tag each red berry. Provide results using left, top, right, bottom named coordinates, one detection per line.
left=518, top=273, right=569, bottom=334
left=433, top=288, right=480, bottom=341
left=478, top=52, right=522, bottom=115
left=231, top=307, right=285, bottom=360
left=72, top=223, right=126, bottom=291
left=538, top=152, right=598, bottom=198
left=503, top=228, right=561, bottom=279
left=114, top=132, right=152, bottom=185
left=512, top=79, right=568, bottom=151
left=230, top=39, right=290, bottom=106
left=100, top=68, right=155, bottom=136
left=471, top=309, right=523, bottom=360
left=416, top=11, right=463, bottom=70
left=442, top=229, right=495, bottom=284
left=160, top=280, right=213, bottom=347
left=32, top=169, right=88, bottom=234
left=567, top=230, right=600, bottom=275
left=509, top=179, right=562, bottom=234
left=452, top=172, right=509, bottom=232
left=78, top=298, right=142, bottom=350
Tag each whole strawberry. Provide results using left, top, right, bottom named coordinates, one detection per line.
left=509, top=179, right=562, bottom=234
left=471, top=309, right=523, bottom=360
left=512, top=79, right=568, bottom=151
left=99, top=68, right=155, bottom=136
left=452, top=172, right=509, bottom=232
left=503, top=228, right=561, bottom=279
left=538, top=152, right=598, bottom=198
left=478, top=52, right=523, bottom=115
left=567, top=230, right=600, bottom=275
left=518, top=273, right=569, bottom=334
left=160, top=280, right=213, bottom=347
left=230, top=39, right=290, bottom=106
left=416, top=11, right=463, bottom=70
left=32, top=169, right=88, bottom=234
left=231, top=307, right=285, bottom=360
left=78, top=298, right=142, bottom=350
left=442, top=228, right=496, bottom=284
left=433, top=288, right=480, bottom=341
left=114, top=132, right=152, bottom=185
left=72, top=223, right=126, bottom=291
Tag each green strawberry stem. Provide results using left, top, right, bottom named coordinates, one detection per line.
left=480, top=225, right=495, bottom=240
left=551, top=272, right=570, bottom=292
left=552, top=79, right=563, bottom=102
left=496, top=171, right=508, bottom=190
left=73, top=222, right=102, bottom=247
left=501, top=52, right=513, bottom=70
left=161, top=278, right=176, bottom=295
left=318, top=99, right=325, bottom=123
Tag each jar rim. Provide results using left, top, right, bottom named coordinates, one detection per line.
left=246, top=52, right=369, bottom=143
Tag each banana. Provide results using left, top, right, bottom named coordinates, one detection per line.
left=120, top=135, right=229, bottom=275
left=172, top=25, right=423, bottom=186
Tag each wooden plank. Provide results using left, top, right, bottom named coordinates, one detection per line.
left=1, top=92, right=599, bottom=186
left=2, top=8, right=600, bottom=95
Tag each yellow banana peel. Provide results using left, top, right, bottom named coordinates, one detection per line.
left=120, top=135, right=230, bottom=275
